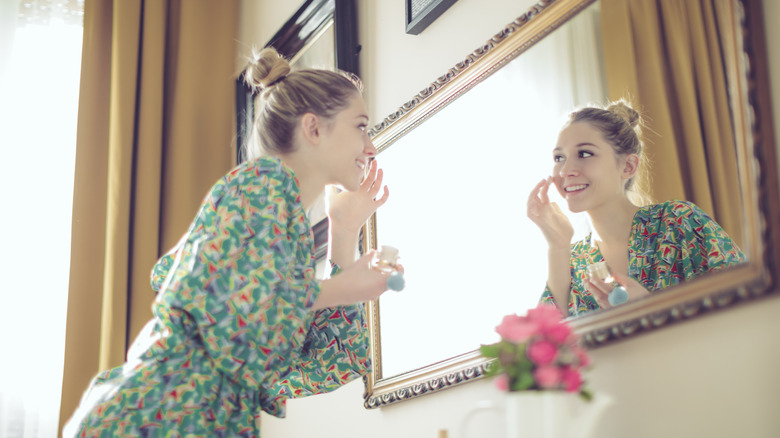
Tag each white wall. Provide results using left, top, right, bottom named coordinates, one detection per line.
left=234, top=0, right=300, bottom=74
left=236, top=1, right=780, bottom=437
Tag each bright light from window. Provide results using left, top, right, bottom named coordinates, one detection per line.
left=0, top=16, right=82, bottom=437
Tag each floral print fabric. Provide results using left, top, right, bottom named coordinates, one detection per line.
left=65, top=157, right=370, bottom=437
left=540, top=200, right=746, bottom=317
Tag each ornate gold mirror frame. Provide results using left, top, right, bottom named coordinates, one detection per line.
left=362, top=0, right=779, bottom=408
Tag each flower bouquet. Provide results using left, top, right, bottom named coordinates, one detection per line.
left=480, top=304, right=592, bottom=400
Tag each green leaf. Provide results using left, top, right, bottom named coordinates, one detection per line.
left=480, top=343, right=501, bottom=358
left=483, top=363, right=503, bottom=378
left=515, top=359, right=532, bottom=373
left=511, top=372, right=535, bottom=391
left=579, top=388, right=594, bottom=402
left=514, top=343, right=527, bottom=362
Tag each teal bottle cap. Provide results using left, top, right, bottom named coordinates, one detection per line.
left=387, top=272, right=405, bottom=292
left=608, top=286, right=629, bottom=306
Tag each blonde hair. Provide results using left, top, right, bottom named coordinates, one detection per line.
left=243, top=47, right=363, bottom=159
left=566, top=100, right=652, bottom=205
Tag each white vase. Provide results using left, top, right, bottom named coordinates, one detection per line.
left=504, top=391, right=612, bottom=438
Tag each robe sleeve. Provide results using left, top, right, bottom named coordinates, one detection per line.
left=266, top=261, right=371, bottom=399
left=539, top=241, right=599, bottom=317
left=539, top=287, right=557, bottom=307
left=269, top=303, right=370, bottom=399
left=151, top=232, right=195, bottom=292
left=153, top=168, right=321, bottom=394
left=667, top=201, right=746, bottom=279
left=150, top=254, right=175, bottom=293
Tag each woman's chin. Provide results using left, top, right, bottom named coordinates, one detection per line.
left=336, top=180, right=359, bottom=192
left=565, top=200, right=586, bottom=214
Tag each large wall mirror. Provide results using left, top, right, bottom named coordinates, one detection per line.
left=363, top=0, right=779, bottom=408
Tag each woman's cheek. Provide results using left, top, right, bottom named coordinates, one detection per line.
left=552, top=175, right=565, bottom=198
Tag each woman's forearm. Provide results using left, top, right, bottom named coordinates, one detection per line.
left=327, top=222, right=359, bottom=268
left=546, top=246, right=572, bottom=315
left=312, top=277, right=343, bottom=310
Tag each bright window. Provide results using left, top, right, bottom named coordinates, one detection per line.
left=0, top=1, right=83, bottom=436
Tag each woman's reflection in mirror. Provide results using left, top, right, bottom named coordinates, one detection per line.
left=527, top=100, right=745, bottom=317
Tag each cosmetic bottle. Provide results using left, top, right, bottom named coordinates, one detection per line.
left=371, top=245, right=399, bottom=272
left=586, top=261, right=628, bottom=305
left=371, top=245, right=405, bottom=291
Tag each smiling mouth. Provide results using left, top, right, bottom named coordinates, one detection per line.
left=355, top=159, right=366, bottom=170
left=564, top=184, right=588, bottom=194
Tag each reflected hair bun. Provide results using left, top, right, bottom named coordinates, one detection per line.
left=606, top=99, right=641, bottom=130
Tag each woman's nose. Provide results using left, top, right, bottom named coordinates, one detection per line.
left=559, top=160, right=579, bottom=177
left=364, top=136, right=378, bottom=156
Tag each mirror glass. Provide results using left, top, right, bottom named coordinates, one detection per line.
left=371, top=0, right=748, bottom=381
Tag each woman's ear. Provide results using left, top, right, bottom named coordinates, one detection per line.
left=300, top=113, right=321, bottom=145
left=622, top=154, right=639, bottom=180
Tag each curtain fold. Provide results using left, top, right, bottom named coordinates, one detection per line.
left=59, top=0, right=237, bottom=431
left=600, top=0, right=743, bottom=244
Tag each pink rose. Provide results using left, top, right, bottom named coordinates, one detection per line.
left=561, top=367, right=583, bottom=393
left=527, top=304, right=563, bottom=326
left=494, top=373, right=510, bottom=391
left=527, top=340, right=558, bottom=366
left=495, top=314, right=538, bottom=343
left=533, top=365, right=562, bottom=389
left=543, top=322, right=572, bottom=345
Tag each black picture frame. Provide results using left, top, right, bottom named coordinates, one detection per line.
left=405, top=0, right=458, bottom=35
left=234, top=0, right=359, bottom=262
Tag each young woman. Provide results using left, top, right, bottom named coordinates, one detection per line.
left=65, top=47, right=395, bottom=436
left=528, top=101, right=745, bottom=317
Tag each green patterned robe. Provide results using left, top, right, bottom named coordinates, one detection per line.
left=65, top=157, right=370, bottom=437
left=540, top=200, right=746, bottom=317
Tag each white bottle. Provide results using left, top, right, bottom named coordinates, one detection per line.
left=371, top=245, right=400, bottom=273
left=586, top=261, right=628, bottom=305
left=371, top=245, right=405, bottom=291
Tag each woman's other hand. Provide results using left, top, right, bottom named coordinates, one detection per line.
left=313, top=252, right=400, bottom=309
left=527, top=177, right=574, bottom=248
left=585, top=272, right=650, bottom=309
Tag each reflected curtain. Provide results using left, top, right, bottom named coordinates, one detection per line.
left=59, top=0, right=237, bottom=431
left=600, top=0, right=744, bottom=245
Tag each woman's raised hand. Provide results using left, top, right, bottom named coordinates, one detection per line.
left=327, top=160, right=389, bottom=234
left=527, top=177, right=574, bottom=248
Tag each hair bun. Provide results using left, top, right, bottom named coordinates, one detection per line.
left=606, top=99, right=640, bottom=129
left=244, top=47, right=291, bottom=92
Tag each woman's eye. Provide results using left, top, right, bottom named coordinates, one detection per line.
left=358, top=124, right=367, bottom=132
left=579, top=151, right=594, bottom=158
left=553, top=155, right=564, bottom=163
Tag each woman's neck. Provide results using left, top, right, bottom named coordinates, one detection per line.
left=587, top=197, right=640, bottom=247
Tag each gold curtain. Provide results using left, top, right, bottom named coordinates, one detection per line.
left=600, top=0, right=743, bottom=245
left=59, top=0, right=237, bottom=431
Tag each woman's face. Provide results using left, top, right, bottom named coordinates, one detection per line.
left=551, top=121, right=633, bottom=213
left=320, top=94, right=377, bottom=191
